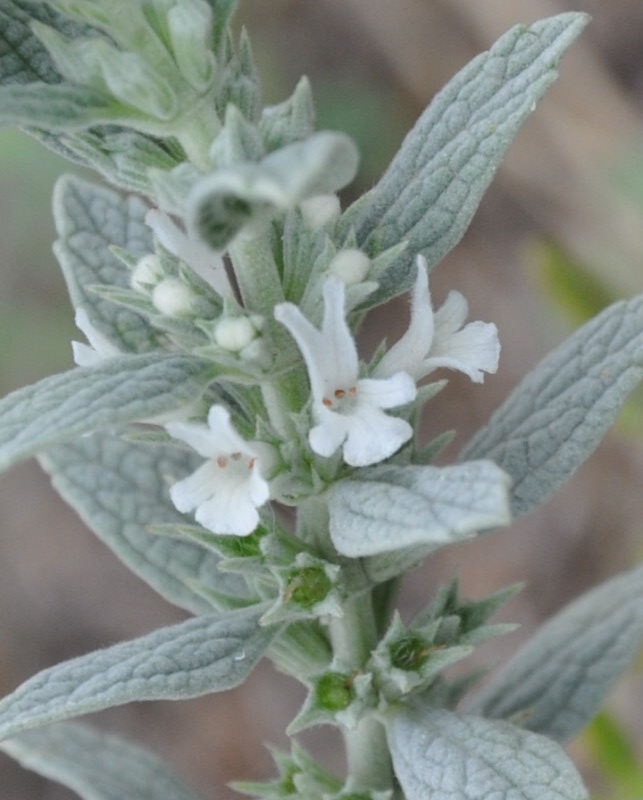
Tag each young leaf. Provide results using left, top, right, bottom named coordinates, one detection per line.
left=53, top=174, right=160, bottom=353
left=328, top=461, right=511, bottom=558
left=0, top=353, right=216, bottom=473
left=467, top=564, right=643, bottom=743
left=39, top=432, right=249, bottom=615
left=461, top=294, right=643, bottom=515
left=387, top=708, right=588, bottom=800
left=1, top=721, right=203, bottom=800
left=350, top=13, right=588, bottom=309
left=0, top=606, right=275, bottom=741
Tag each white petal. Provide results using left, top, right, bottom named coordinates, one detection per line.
left=309, top=409, right=351, bottom=458
left=357, top=372, right=417, bottom=410
left=206, top=405, right=256, bottom=455
left=341, top=404, right=413, bottom=467
left=433, top=288, right=469, bottom=333
left=194, top=461, right=268, bottom=535
left=194, top=489, right=260, bottom=535
left=146, top=209, right=234, bottom=298
left=165, top=419, right=219, bottom=459
left=169, top=460, right=220, bottom=512
left=374, top=256, right=435, bottom=379
left=422, top=320, right=500, bottom=382
left=320, top=277, right=360, bottom=389
left=276, top=278, right=359, bottom=403
left=72, top=341, right=105, bottom=368
left=72, top=308, right=120, bottom=366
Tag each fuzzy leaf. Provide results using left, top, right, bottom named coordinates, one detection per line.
left=1, top=721, right=203, bottom=800
left=39, top=432, right=249, bottom=615
left=0, top=606, right=274, bottom=741
left=468, top=564, right=643, bottom=743
left=461, top=294, right=643, bottom=515
left=388, top=708, right=588, bottom=800
left=0, top=354, right=215, bottom=473
left=0, top=0, right=89, bottom=85
left=352, top=13, right=588, bottom=308
left=328, top=461, right=511, bottom=558
left=0, top=81, right=120, bottom=128
left=54, top=174, right=160, bottom=353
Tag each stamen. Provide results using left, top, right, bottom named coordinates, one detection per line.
left=322, top=396, right=332, bottom=407
left=334, top=388, right=346, bottom=399
left=217, top=456, right=227, bottom=468
left=231, top=452, right=242, bottom=460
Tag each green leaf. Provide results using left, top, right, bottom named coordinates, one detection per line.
left=0, top=353, right=215, bottom=473
left=328, top=461, right=511, bottom=558
left=53, top=174, right=159, bottom=353
left=461, top=294, right=643, bottom=515
left=39, top=432, right=248, bottom=615
left=0, top=81, right=121, bottom=128
left=350, top=13, right=589, bottom=308
left=0, top=606, right=274, bottom=741
left=467, top=564, right=643, bottom=743
left=1, top=721, right=203, bottom=800
left=0, top=0, right=90, bottom=85
left=388, top=708, right=588, bottom=800
left=59, top=128, right=185, bottom=194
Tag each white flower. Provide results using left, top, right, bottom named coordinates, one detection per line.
left=374, top=255, right=500, bottom=383
left=146, top=209, right=234, bottom=299
left=275, top=277, right=416, bottom=467
left=72, top=308, right=120, bottom=367
left=166, top=405, right=270, bottom=536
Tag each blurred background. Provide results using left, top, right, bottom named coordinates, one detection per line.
left=2, top=1, right=643, bottom=797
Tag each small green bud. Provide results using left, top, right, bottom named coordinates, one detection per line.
left=315, top=672, right=354, bottom=711
left=284, top=565, right=333, bottom=609
left=389, top=633, right=432, bottom=672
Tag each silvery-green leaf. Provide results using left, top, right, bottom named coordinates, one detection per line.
left=388, top=708, right=588, bottom=800
left=62, top=129, right=184, bottom=194
left=259, top=76, right=316, bottom=151
left=461, top=294, right=643, bottom=515
left=0, top=0, right=90, bottom=85
left=39, top=432, right=248, bottom=615
left=53, top=174, right=159, bottom=353
left=0, top=354, right=215, bottom=473
left=189, top=131, right=359, bottom=250
left=328, top=461, right=511, bottom=558
left=0, top=606, right=273, bottom=741
left=1, top=722, right=202, bottom=800
left=0, top=82, right=120, bottom=129
left=467, top=564, right=643, bottom=743
left=351, top=13, right=588, bottom=309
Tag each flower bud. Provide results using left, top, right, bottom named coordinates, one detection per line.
left=152, top=278, right=197, bottom=316
left=214, top=316, right=257, bottom=352
left=300, top=194, right=340, bottom=229
left=328, top=248, right=370, bottom=285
